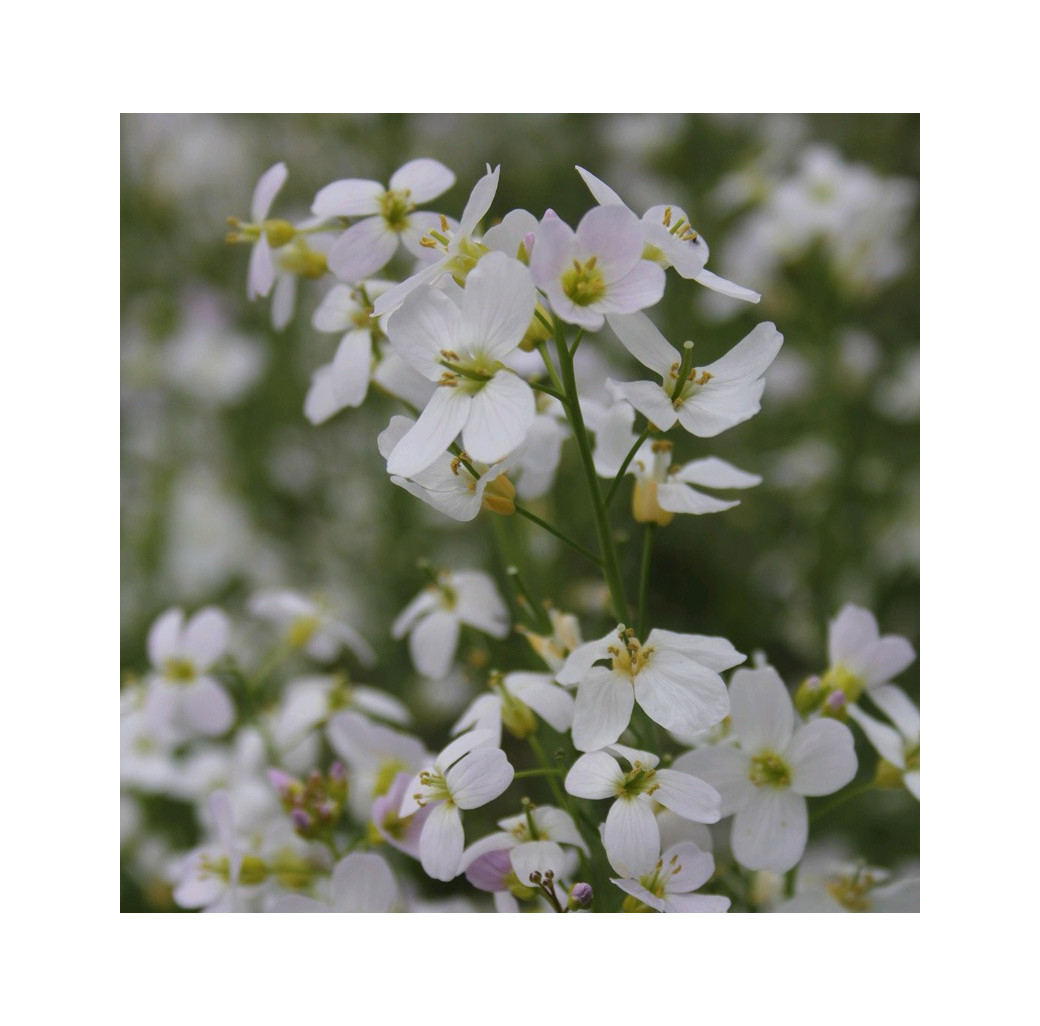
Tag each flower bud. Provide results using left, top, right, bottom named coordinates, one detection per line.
left=567, top=882, right=593, bottom=910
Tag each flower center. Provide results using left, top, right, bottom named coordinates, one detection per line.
left=162, top=657, right=197, bottom=684
left=748, top=751, right=791, bottom=789
left=287, top=615, right=321, bottom=648
left=618, top=761, right=658, bottom=799
left=825, top=867, right=877, bottom=912
left=276, top=238, right=328, bottom=279
left=561, top=256, right=606, bottom=306
left=380, top=188, right=414, bottom=231
left=608, top=628, right=654, bottom=679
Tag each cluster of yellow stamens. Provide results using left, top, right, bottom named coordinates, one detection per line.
left=607, top=627, right=655, bottom=678
left=661, top=206, right=701, bottom=244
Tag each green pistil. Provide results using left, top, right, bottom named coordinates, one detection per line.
left=748, top=751, right=791, bottom=789
left=380, top=189, right=414, bottom=231
left=561, top=257, right=606, bottom=307
left=162, top=657, right=197, bottom=683
left=619, top=763, right=657, bottom=799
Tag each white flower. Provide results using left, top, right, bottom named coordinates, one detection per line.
left=606, top=311, right=783, bottom=437
left=270, top=853, right=398, bottom=913
left=268, top=673, right=410, bottom=772
left=313, top=158, right=456, bottom=283
left=305, top=280, right=391, bottom=422
left=530, top=205, right=665, bottom=331
left=373, top=164, right=501, bottom=317
left=452, top=670, right=575, bottom=744
left=611, top=842, right=730, bottom=913
left=384, top=251, right=536, bottom=477
left=518, top=607, right=584, bottom=673
left=228, top=163, right=329, bottom=330
left=557, top=624, right=743, bottom=752
left=392, top=569, right=510, bottom=679
left=775, top=852, right=920, bottom=912
left=377, top=415, right=522, bottom=521
left=675, top=667, right=858, bottom=873
left=848, top=685, right=920, bottom=799
left=565, top=744, right=721, bottom=877
left=248, top=589, right=375, bottom=666
left=594, top=416, right=761, bottom=524
left=823, top=603, right=916, bottom=703
left=142, top=606, right=234, bottom=739
left=576, top=165, right=759, bottom=302
left=399, top=731, right=515, bottom=881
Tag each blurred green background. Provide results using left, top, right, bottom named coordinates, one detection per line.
left=121, top=114, right=919, bottom=907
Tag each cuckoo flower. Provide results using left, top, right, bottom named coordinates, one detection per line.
left=848, top=685, right=920, bottom=799
left=400, top=731, right=515, bottom=881
left=558, top=625, right=743, bottom=752
left=611, top=842, right=730, bottom=913
left=564, top=744, right=721, bottom=877
left=392, top=569, right=510, bottom=679
left=607, top=311, right=783, bottom=437
left=675, top=667, right=857, bottom=873
left=373, top=163, right=501, bottom=316
left=530, top=205, right=665, bottom=331
left=377, top=415, right=522, bottom=522
left=313, top=158, right=456, bottom=282
left=143, top=606, right=234, bottom=739
left=576, top=165, right=760, bottom=302
left=384, top=251, right=536, bottom=477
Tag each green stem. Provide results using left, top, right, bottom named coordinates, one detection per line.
left=513, top=767, right=564, bottom=779
left=636, top=523, right=656, bottom=640
left=528, top=734, right=570, bottom=810
left=552, top=317, right=630, bottom=625
left=514, top=504, right=602, bottom=566
left=605, top=425, right=652, bottom=507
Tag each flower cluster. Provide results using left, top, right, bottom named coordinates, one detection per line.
left=121, top=154, right=919, bottom=913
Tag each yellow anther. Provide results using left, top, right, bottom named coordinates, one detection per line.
left=662, top=207, right=672, bottom=227
left=440, top=214, right=449, bottom=233
left=420, top=237, right=437, bottom=248
left=650, top=439, right=673, bottom=455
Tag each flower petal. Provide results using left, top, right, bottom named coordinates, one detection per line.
left=312, top=178, right=384, bottom=218
left=693, top=268, right=761, bottom=303
left=869, top=684, right=920, bottom=742
left=387, top=387, right=470, bottom=478
left=462, top=252, right=534, bottom=361
left=408, top=609, right=459, bottom=679
left=389, top=158, right=455, bottom=204
left=182, top=608, right=229, bottom=668
left=328, top=217, right=399, bottom=282
left=448, top=747, right=514, bottom=809
left=731, top=788, right=807, bottom=873
left=148, top=608, right=184, bottom=666
left=564, top=751, right=623, bottom=800
left=606, top=311, right=677, bottom=378
left=461, top=372, right=535, bottom=465
left=419, top=802, right=464, bottom=881
left=634, top=649, right=729, bottom=738
left=604, top=797, right=659, bottom=877
left=728, top=667, right=794, bottom=753
left=787, top=719, right=857, bottom=796
left=653, top=769, right=722, bottom=824
left=572, top=668, right=634, bottom=752
left=251, top=162, right=288, bottom=222
left=331, top=852, right=397, bottom=912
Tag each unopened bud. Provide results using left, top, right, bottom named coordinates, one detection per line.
left=568, top=882, right=593, bottom=910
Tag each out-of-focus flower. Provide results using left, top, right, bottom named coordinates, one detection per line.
left=143, top=606, right=234, bottom=739
left=848, top=685, right=920, bottom=799
left=270, top=852, right=398, bottom=913
left=452, top=670, right=575, bottom=743
left=313, top=158, right=456, bottom=283
left=248, top=589, right=376, bottom=666
left=392, top=569, right=510, bottom=679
